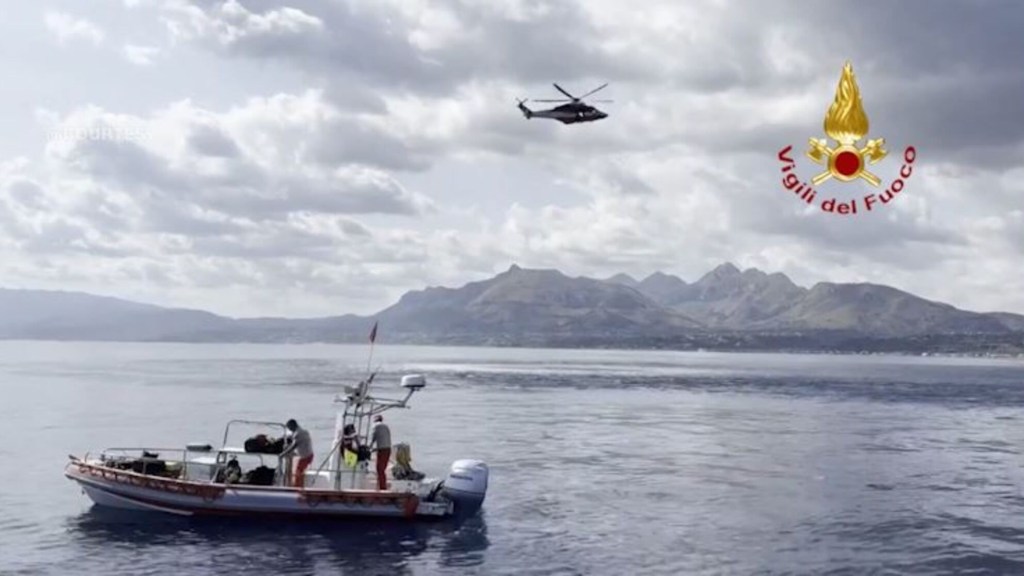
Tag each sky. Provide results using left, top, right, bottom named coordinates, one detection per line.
left=0, top=0, right=1022, bottom=318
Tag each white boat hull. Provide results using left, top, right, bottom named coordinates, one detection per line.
left=66, top=460, right=453, bottom=519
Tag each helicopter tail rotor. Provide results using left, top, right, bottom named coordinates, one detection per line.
left=516, top=98, right=533, bottom=119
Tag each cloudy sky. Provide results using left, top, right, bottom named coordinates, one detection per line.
left=1, top=0, right=1022, bottom=317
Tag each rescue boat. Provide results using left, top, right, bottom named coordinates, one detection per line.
left=64, top=373, right=489, bottom=519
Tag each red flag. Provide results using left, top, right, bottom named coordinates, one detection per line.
left=369, top=321, right=378, bottom=343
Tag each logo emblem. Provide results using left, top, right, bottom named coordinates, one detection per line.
left=775, top=61, right=918, bottom=216
left=806, top=62, right=887, bottom=186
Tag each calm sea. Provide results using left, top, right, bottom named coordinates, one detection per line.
left=2, top=342, right=1024, bottom=575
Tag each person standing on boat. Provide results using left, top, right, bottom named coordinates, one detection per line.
left=370, top=415, right=391, bottom=490
left=340, top=423, right=360, bottom=468
left=282, top=419, right=314, bottom=487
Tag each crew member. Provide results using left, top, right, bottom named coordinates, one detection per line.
left=281, top=419, right=314, bottom=488
left=224, top=457, right=242, bottom=484
left=340, top=423, right=360, bottom=468
left=370, top=415, right=392, bottom=491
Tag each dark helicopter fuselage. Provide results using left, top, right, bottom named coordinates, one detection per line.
left=518, top=101, right=607, bottom=124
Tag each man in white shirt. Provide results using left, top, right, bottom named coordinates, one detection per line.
left=281, top=419, right=314, bottom=487
left=370, top=415, right=392, bottom=490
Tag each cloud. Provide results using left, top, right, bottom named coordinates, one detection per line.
left=5, top=74, right=463, bottom=316
left=44, top=11, right=105, bottom=46
left=40, top=92, right=433, bottom=223
left=157, top=0, right=645, bottom=92
left=0, top=92, right=439, bottom=307
left=148, top=0, right=1024, bottom=176
left=1, top=0, right=1021, bottom=317
left=123, top=44, right=161, bottom=65
left=0, top=156, right=450, bottom=316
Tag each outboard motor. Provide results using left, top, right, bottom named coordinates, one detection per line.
left=442, top=459, right=489, bottom=516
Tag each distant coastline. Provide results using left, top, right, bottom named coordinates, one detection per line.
left=1, top=263, right=1021, bottom=356
left=0, top=334, right=1020, bottom=359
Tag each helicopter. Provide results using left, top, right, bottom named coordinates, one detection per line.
left=517, top=82, right=611, bottom=124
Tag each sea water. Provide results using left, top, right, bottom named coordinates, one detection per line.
left=1, top=342, right=1023, bottom=575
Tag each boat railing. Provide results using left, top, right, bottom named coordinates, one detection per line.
left=90, top=446, right=296, bottom=486
left=308, top=437, right=388, bottom=491
left=98, top=445, right=253, bottom=481
left=317, top=387, right=419, bottom=490
left=100, top=447, right=190, bottom=462
left=309, top=436, right=369, bottom=490
left=222, top=419, right=287, bottom=447
left=310, top=437, right=342, bottom=481
left=89, top=447, right=192, bottom=479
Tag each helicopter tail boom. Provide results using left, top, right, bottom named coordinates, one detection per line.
left=517, top=99, right=533, bottom=119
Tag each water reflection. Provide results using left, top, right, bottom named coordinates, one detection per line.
left=67, top=507, right=489, bottom=575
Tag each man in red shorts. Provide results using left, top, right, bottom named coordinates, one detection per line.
left=370, top=415, right=392, bottom=490
left=282, top=419, right=314, bottom=488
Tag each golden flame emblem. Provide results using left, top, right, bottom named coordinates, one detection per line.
left=806, top=61, right=888, bottom=186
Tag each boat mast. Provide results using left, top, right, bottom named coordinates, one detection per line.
left=330, top=320, right=380, bottom=488
left=325, top=321, right=425, bottom=490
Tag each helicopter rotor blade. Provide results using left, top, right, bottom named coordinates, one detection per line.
left=533, top=99, right=571, bottom=102
left=578, top=83, right=609, bottom=99
left=590, top=99, right=614, bottom=103
left=552, top=83, right=577, bottom=100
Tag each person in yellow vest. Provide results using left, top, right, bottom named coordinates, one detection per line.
left=340, top=423, right=360, bottom=468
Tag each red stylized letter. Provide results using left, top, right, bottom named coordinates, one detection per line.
left=778, top=146, right=794, bottom=164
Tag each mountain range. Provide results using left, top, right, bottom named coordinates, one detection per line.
left=1, top=263, right=1022, bottom=354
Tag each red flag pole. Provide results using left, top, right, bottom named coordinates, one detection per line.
left=365, top=321, right=378, bottom=379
